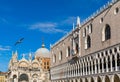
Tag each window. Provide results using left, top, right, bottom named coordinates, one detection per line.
left=47, top=66, right=49, bottom=69
left=100, top=18, right=103, bottom=23
left=44, top=62, right=46, bottom=65
left=83, top=28, right=86, bottom=37
left=87, top=35, right=91, bottom=48
left=66, top=46, right=70, bottom=57
left=53, top=55, right=56, bottom=63
left=85, top=35, right=91, bottom=49
left=102, top=24, right=111, bottom=41
left=76, top=43, right=79, bottom=54
left=114, top=7, right=119, bottom=15
left=89, top=24, right=92, bottom=33
left=59, top=51, right=62, bottom=61
left=105, top=24, right=111, bottom=40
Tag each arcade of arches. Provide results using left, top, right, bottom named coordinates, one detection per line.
left=51, top=44, right=120, bottom=82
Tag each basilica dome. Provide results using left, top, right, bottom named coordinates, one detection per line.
left=35, top=44, right=50, bottom=58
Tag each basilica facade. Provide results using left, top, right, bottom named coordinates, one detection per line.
left=7, top=44, right=50, bottom=82
left=50, top=0, right=120, bottom=82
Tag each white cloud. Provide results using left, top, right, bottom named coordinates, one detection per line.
left=28, top=16, right=77, bottom=34
left=29, top=22, right=67, bottom=34
left=61, top=17, right=76, bottom=25
left=0, top=45, right=11, bottom=51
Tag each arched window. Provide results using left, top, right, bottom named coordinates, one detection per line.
left=83, top=28, right=86, bottom=37
left=66, top=46, right=70, bottom=57
left=89, top=24, right=92, bottom=33
left=87, top=36, right=91, bottom=48
left=59, top=51, right=62, bottom=61
left=85, top=35, right=91, bottom=49
left=102, top=24, right=111, bottom=41
left=105, top=24, right=111, bottom=40
left=76, top=43, right=79, bottom=54
left=53, top=55, right=56, bottom=63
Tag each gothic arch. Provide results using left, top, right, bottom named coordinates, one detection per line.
left=102, top=24, right=111, bottom=41
left=85, top=78, right=88, bottom=82
left=80, top=78, right=82, bottom=82
left=114, top=74, right=120, bottom=82
left=97, top=76, right=102, bottom=82
left=105, top=75, right=110, bottom=82
left=53, top=54, right=56, bottom=63
left=91, top=77, right=94, bottom=82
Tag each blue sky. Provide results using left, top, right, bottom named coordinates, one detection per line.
left=0, top=0, right=111, bottom=72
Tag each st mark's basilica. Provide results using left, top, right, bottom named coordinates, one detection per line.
left=7, top=43, right=50, bottom=82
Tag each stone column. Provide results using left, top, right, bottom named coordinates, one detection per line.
left=83, top=63, right=85, bottom=76
left=94, top=59, right=97, bottom=74
left=88, top=62, right=90, bottom=75
left=106, top=57, right=108, bottom=72
left=85, top=63, right=87, bottom=75
left=82, top=78, right=85, bottom=82
left=102, top=76, right=105, bottom=82
left=110, top=55, right=113, bottom=72
left=110, top=75, right=114, bottom=82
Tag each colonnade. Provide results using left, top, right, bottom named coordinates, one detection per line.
left=51, top=45, right=120, bottom=82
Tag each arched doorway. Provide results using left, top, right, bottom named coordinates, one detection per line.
left=97, top=76, right=102, bottom=82
left=13, top=75, right=17, bottom=82
left=105, top=76, right=110, bottom=82
left=18, top=74, right=29, bottom=82
left=114, top=74, right=120, bottom=82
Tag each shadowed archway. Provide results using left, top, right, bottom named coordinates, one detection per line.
left=18, top=74, right=29, bottom=82
left=114, top=74, right=120, bottom=82
left=91, top=77, right=94, bottom=82
left=85, top=78, right=88, bottom=82
left=105, top=76, right=110, bottom=82
left=97, top=76, right=102, bottom=82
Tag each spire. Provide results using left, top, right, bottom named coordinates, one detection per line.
left=15, top=50, right=18, bottom=56
left=77, top=16, right=81, bottom=27
left=29, top=52, right=32, bottom=61
left=12, top=50, right=18, bottom=62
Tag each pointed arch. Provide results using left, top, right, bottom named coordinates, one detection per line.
left=97, top=76, right=102, bottom=82
left=91, top=77, right=94, bottom=82
left=85, top=35, right=91, bottom=49
left=76, top=43, right=79, bottom=54
left=87, top=35, right=91, bottom=48
left=66, top=46, right=70, bottom=57
left=102, top=24, right=111, bottom=41
left=105, top=75, right=110, bottom=82
left=85, top=78, right=88, bottom=82
left=114, top=74, right=120, bottom=82
left=53, top=54, right=56, bottom=63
